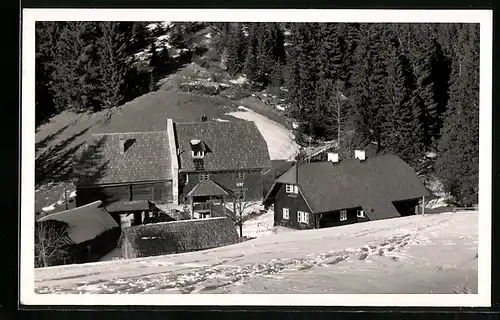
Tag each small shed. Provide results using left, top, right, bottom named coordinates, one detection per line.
left=36, top=201, right=120, bottom=265
left=121, top=217, right=240, bottom=259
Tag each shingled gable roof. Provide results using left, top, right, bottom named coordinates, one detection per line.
left=187, top=180, right=230, bottom=197
left=263, top=154, right=431, bottom=220
left=73, top=131, right=172, bottom=186
left=122, top=217, right=240, bottom=258
left=174, top=121, right=272, bottom=172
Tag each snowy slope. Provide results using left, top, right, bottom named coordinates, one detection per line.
left=35, top=211, right=478, bottom=294
left=228, top=107, right=299, bottom=160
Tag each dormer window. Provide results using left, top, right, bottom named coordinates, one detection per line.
left=192, top=150, right=205, bottom=158
left=285, top=184, right=298, bottom=194
left=199, top=173, right=210, bottom=181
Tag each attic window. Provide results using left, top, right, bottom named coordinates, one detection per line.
left=357, top=209, right=365, bottom=218
left=340, top=210, right=347, bottom=221
left=238, top=171, right=245, bottom=180
left=199, top=173, right=210, bottom=181
left=285, top=184, right=298, bottom=194
left=192, top=150, right=205, bottom=158
left=123, top=139, right=136, bottom=153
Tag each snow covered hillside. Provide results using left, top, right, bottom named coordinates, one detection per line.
left=35, top=211, right=478, bottom=294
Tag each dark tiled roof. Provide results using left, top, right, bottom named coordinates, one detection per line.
left=122, top=217, right=240, bottom=258
left=73, top=131, right=172, bottom=186
left=265, top=154, right=430, bottom=220
left=187, top=180, right=230, bottom=197
left=175, top=121, right=271, bottom=172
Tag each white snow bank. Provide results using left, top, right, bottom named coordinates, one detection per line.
left=237, top=105, right=251, bottom=111
left=229, top=76, right=248, bottom=85
left=242, top=209, right=275, bottom=238
left=227, top=109, right=300, bottom=160
left=214, top=118, right=230, bottom=122
left=38, top=201, right=118, bottom=244
left=41, top=205, right=55, bottom=212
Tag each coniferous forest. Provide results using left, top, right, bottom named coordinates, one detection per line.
left=35, top=22, right=480, bottom=206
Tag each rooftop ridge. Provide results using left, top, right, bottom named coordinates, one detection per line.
left=91, top=130, right=168, bottom=136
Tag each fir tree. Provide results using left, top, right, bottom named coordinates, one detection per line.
left=435, top=24, right=479, bottom=206
left=225, top=23, right=245, bottom=76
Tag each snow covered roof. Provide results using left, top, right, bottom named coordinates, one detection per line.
left=38, top=201, right=119, bottom=244
left=263, top=154, right=431, bottom=220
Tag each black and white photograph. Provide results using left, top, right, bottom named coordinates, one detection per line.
left=21, top=9, right=492, bottom=306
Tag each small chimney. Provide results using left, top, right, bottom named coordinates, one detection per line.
left=201, top=115, right=208, bottom=122
left=354, top=150, right=366, bottom=161
left=327, top=152, right=339, bottom=163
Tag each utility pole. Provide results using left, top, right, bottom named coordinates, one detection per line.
left=236, top=181, right=244, bottom=238
left=64, top=183, right=69, bottom=210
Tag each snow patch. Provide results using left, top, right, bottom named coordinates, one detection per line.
left=214, top=118, right=230, bottom=122
left=276, top=105, right=285, bottom=111
left=42, top=205, right=55, bottom=212
left=229, top=76, right=248, bottom=85
left=237, top=105, right=251, bottom=111
left=205, top=33, right=212, bottom=39
left=227, top=109, right=300, bottom=160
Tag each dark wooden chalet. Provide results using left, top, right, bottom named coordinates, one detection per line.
left=263, top=152, right=431, bottom=230
left=173, top=119, right=272, bottom=219
left=73, top=130, right=177, bottom=225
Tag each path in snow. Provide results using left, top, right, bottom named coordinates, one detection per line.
left=35, top=211, right=478, bottom=294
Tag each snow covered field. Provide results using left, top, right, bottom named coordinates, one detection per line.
left=35, top=211, right=478, bottom=295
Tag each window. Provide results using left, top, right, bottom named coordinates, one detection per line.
left=285, top=184, right=298, bottom=194
left=340, top=210, right=347, bottom=221
left=282, top=208, right=289, bottom=220
left=192, top=150, right=205, bottom=158
left=298, top=211, right=309, bottom=224
left=236, top=189, right=246, bottom=201
left=357, top=209, right=365, bottom=218
left=199, top=173, right=210, bottom=181
left=238, top=171, right=245, bottom=180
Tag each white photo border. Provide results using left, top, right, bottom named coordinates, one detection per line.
left=21, top=8, right=493, bottom=307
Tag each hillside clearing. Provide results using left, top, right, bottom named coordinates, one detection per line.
left=35, top=211, right=477, bottom=294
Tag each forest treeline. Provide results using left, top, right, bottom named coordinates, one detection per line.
left=35, top=21, right=479, bottom=206
left=213, top=22, right=479, bottom=206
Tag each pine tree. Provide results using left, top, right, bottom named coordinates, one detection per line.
left=243, top=23, right=261, bottom=83
left=97, top=22, right=134, bottom=110
left=225, top=23, right=245, bottom=76
left=385, top=48, right=425, bottom=167
left=435, top=24, right=479, bottom=206
left=35, top=22, right=58, bottom=126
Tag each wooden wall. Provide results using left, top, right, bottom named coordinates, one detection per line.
left=178, top=169, right=264, bottom=203
left=76, top=180, right=173, bottom=207
left=318, top=207, right=370, bottom=229
left=274, top=184, right=315, bottom=230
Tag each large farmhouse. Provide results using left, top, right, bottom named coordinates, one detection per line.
left=73, top=117, right=271, bottom=223
left=174, top=120, right=272, bottom=218
left=263, top=151, right=431, bottom=230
